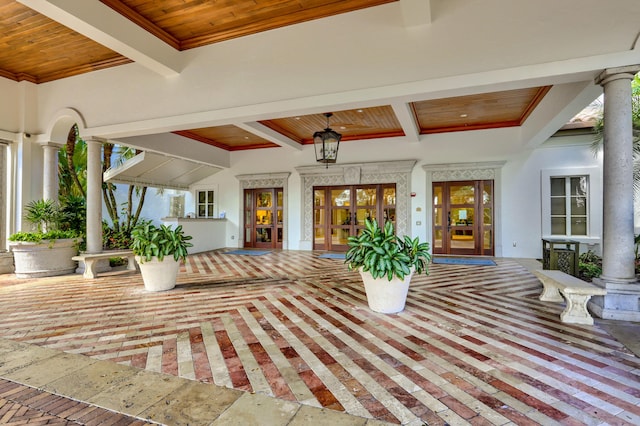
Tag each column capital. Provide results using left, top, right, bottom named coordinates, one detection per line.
left=83, top=137, right=106, bottom=144
left=38, top=141, right=64, bottom=149
left=596, top=65, right=640, bottom=86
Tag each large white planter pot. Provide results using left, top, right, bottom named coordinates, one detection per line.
left=10, top=238, right=79, bottom=278
left=136, top=256, right=179, bottom=292
left=359, top=268, right=414, bottom=314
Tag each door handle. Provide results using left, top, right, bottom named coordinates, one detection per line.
left=447, top=212, right=451, bottom=232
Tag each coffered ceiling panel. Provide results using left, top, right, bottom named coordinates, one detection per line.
left=100, top=0, right=397, bottom=50
left=412, top=86, right=552, bottom=134
left=0, top=0, right=130, bottom=83
left=260, top=106, right=405, bottom=145
left=175, top=126, right=280, bottom=151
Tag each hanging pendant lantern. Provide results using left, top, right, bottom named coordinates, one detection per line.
left=313, top=113, right=342, bottom=167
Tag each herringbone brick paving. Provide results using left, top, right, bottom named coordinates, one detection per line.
left=0, top=250, right=639, bottom=425
left=0, top=377, right=152, bottom=425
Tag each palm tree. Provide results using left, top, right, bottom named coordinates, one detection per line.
left=58, top=126, right=149, bottom=248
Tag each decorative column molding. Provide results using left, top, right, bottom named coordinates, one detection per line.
left=85, top=138, right=103, bottom=254
left=590, top=65, right=640, bottom=321
left=235, top=172, right=291, bottom=249
left=41, top=143, right=62, bottom=202
left=296, top=160, right=416, bottom=249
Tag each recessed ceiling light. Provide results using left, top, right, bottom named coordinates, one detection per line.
left=460, top=113, right=468, bottom=118
left=357, top=109, right=363, bottom=113
left=340, top=126, right=346, bottom=130
left=244, top=136, right=249, bottom=139
left=295, top=117, right=301, bottom=120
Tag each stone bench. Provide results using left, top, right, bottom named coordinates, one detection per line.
left=534, top=269, right=606, bottom=325
left=73, top=250, right=137, bottom=279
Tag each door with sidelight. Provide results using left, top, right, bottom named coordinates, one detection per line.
left=433, top=180, right=494, bottom=256
left=243, top=188, right=283, bottom=249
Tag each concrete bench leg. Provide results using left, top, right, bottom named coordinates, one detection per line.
left=83, top=259, right=97, bottom=279
left=538, top=279, right=564, bottom=302
left=560, top=293, right=595, bottom=325
left=126, top=256, right=137, bottom=272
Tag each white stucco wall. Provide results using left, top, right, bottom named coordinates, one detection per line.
left=501, top=134, right=602, bottom=258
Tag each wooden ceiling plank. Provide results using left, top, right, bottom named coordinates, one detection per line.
left=18, top=0, right=183, bottom=77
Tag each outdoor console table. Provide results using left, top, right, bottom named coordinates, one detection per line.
left=542, top=238, right=580, bottom=277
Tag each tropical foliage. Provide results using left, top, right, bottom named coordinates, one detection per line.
left=131, top=223, right=193, bottom=263
left=8, top=199, right=82, bottom=243
left=345, top=218, right=431, bottom=281
left=58, top=124, right=149, bottom=249
left=592, top=73, right=640, bottom=194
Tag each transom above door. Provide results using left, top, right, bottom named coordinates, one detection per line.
left=432, top=180, right=494, bottom=256
left=313, top=184, right=396, bottom=251
left=243, top=188, right=283, bottom=249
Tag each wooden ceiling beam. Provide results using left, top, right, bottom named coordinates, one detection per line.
left=17, top=0, right=183, bottom=77
left=390, top=102, right=421, bottom=143
left=235, top=122, right=304, bottom=151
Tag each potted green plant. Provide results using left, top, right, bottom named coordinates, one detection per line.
left=344, top=218, right=431, bottom=313
left=131, top=223, right=193, bottom=292
left=8, top=198, right=83, bottom=278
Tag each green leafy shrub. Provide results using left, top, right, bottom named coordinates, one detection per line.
left=9, top=199, right=82, bottom=244
left=131, top=223, right=193, bottom=263
left=578, top=250, right=602, bottom=281
left=345, top=218, right=431, bottom=281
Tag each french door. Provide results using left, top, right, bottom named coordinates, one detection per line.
left=433, top=180, right=494, bottom=256
left=243, top=188, right=283, bottom=249
left=313, top=184, right=396, bottom=251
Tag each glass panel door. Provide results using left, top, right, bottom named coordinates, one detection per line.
left=329, top=187, right=351, bottom=251
left=255, top=190, right=273, bottom=248
left=449, top=183, right=475, bottom=255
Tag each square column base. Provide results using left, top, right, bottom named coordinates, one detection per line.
left=588, top=278, right=640, bottom=322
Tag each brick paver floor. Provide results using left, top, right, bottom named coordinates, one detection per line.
left=0, top=250, right=638, bottom=425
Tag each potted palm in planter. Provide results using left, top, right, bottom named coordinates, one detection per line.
left=9, top=198, right=83, bottom=278
left=345, top=218, right=431, bottom=313
left=131, top=223, right=192, bottom=292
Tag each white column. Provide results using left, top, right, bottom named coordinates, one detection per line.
left=85, top=138, right=102, bottom=254
left=597, top=67, right=639, bottom=283
left=42, top=144, right=59, bottom=202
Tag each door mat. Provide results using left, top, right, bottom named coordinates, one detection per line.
left=223, top=250, right=271, bottom=256
left=432, top=257, right=496, bottom=266
left=318, top=253, right=345, bottom=259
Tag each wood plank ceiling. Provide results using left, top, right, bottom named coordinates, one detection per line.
left=0, top=0, right=552, bottom=150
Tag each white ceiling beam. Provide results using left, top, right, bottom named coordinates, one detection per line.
left=17, top=0, right=183, bottom=77
left=400, top=0, right=431, bottom=27
left=390, top=102, right=421, bottom=143
left=235, top=122, right=304, bottom=151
